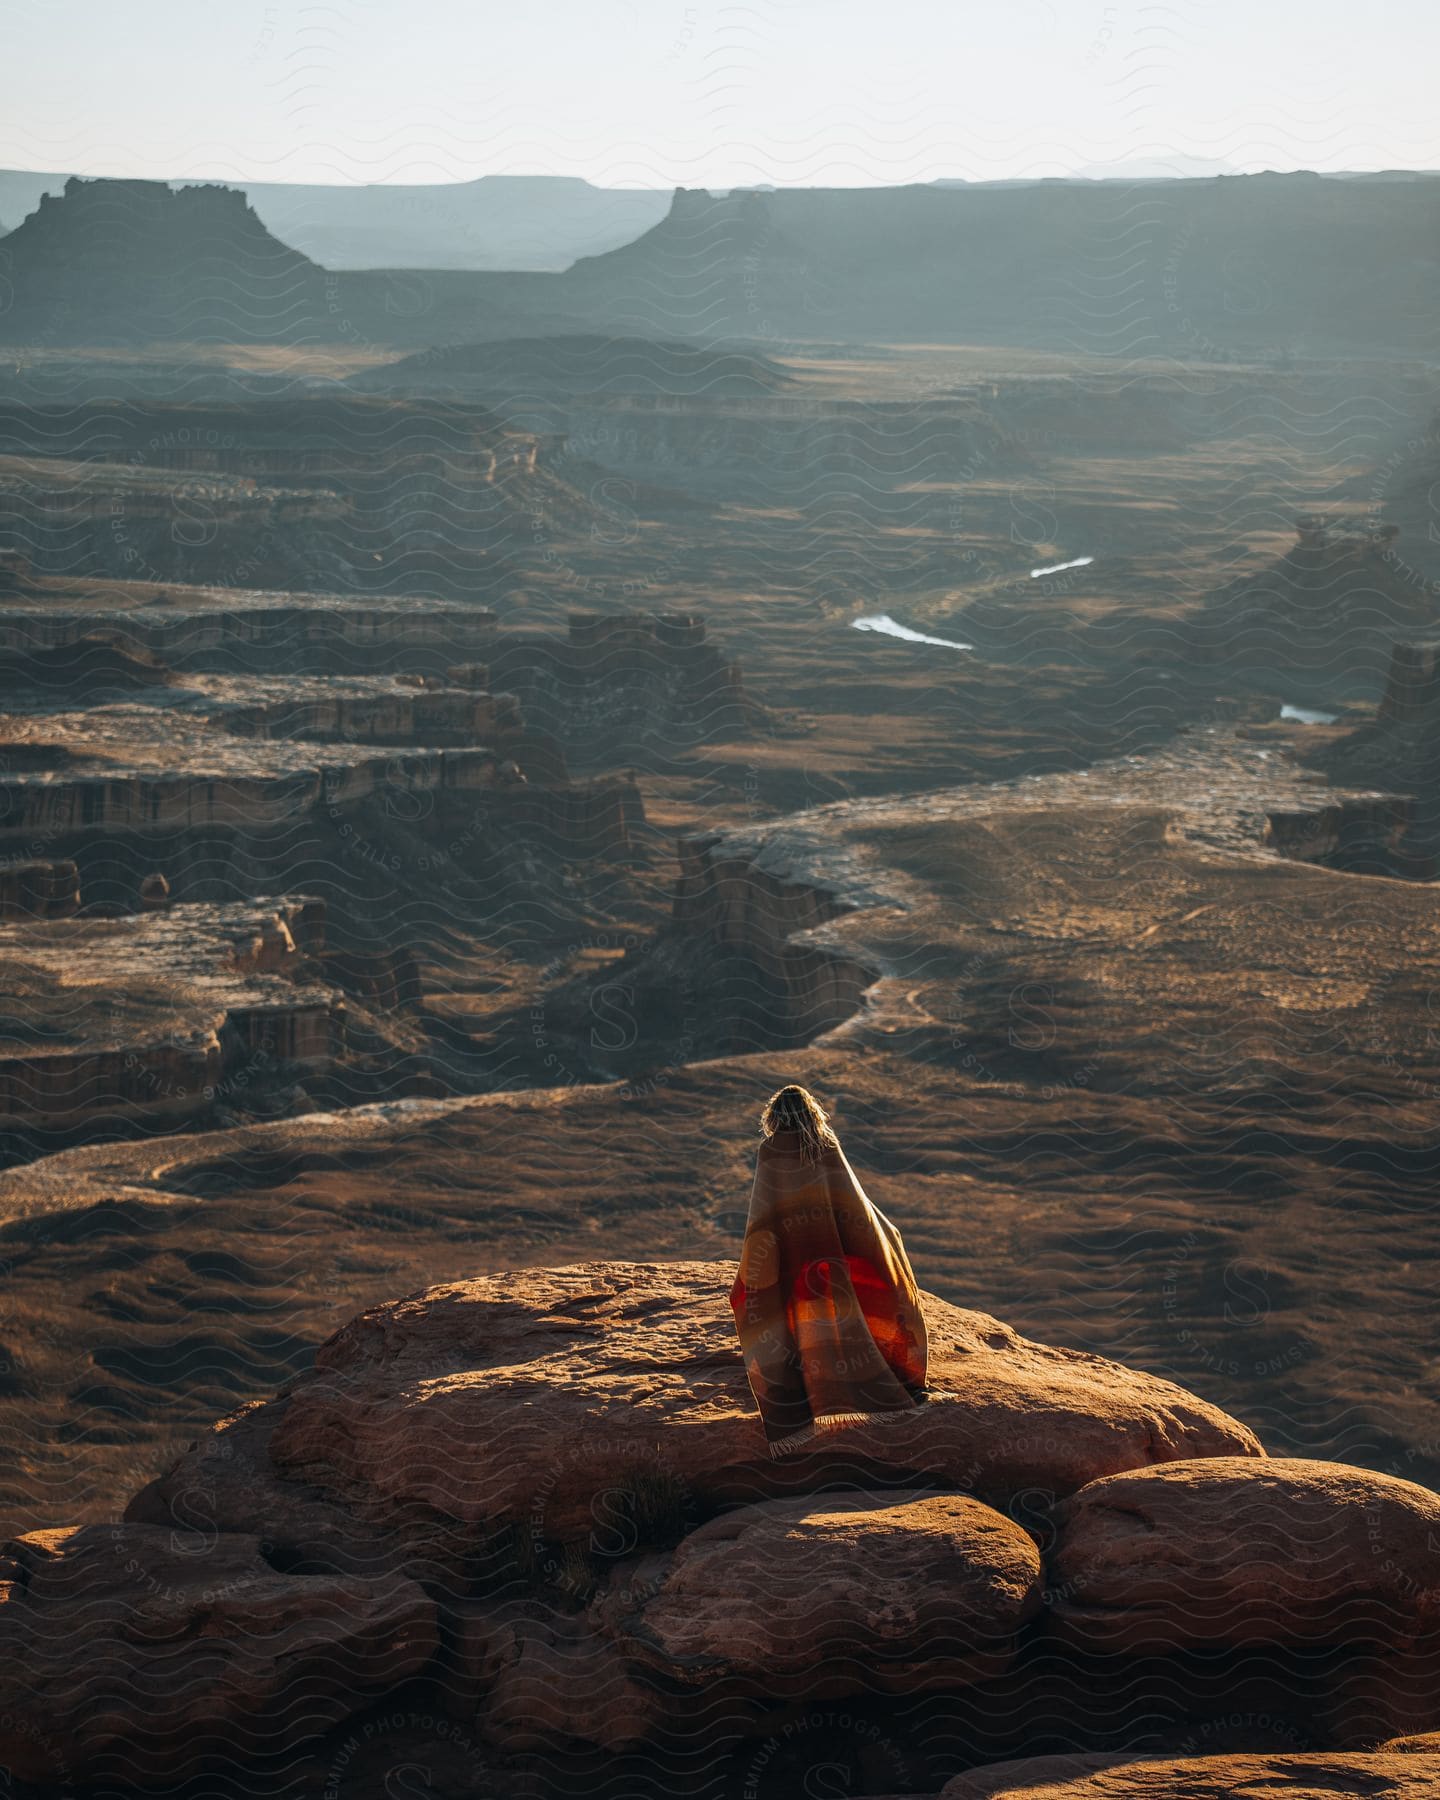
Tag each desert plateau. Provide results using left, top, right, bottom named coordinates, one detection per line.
left=2, top=13, right=1440, bottom=1794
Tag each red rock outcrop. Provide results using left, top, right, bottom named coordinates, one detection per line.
left=447, top=1599, right=665, bottom=1751
left=34, top=1261, right=1433, bottom=1785
left=1047, top=1456, right=1440, bottom=1653
left=593, top=1489, right=1041, bottom=1696
left=940, top=1749, right=1440, bottom=1798
left=0, top=1523, right=437, bottom=1784
left=141, top=1262, right=1263, bottom=1563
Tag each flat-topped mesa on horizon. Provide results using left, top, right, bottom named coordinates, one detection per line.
left=4, top=1260, right=1439, bottom=1792
left=0, top=167, right=675, bottom=273
left=0, top=173, right=564, bottom=346
left=12, top=170, right=1440, bottom=355
left=0, top=176, right=331, bottom=344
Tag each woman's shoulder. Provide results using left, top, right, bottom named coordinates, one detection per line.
left=757, top=1131, right=845, bottom=1166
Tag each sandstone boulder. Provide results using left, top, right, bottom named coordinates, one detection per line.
left=233, top=1261, right=1261, bottom=1551
left=446, top=1598, right=665, bottom=1751
left=1047, top=1456, right=1440, bottom=1653
left=593, top=1490, right=1040, bottom=1697
left=940, top=1750, right=1440, bottom=1797
left=124, top=1396, right=465, bottom=1585
left=0, top=1523, right=438, bottom=1783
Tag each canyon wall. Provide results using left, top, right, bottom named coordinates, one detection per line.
left=1263, top=796, right=1414, bottom=870
left=670, top=831, right=877, bottom=1047
left=0, top=753, right=641, bottom=855
left=1199, top=521, right=1440, bottom=686
left=491, top=611, right=750, bottom=749
left=221, top=687, right=524, bottom=746
left=1310, top=637, right=1440, bottom=866
left=1378, top=639, right=1440, bottom=727
left=0, top=858, right=79, bottom=919
left=0, top=395, right=587, bottom=595
left=0, top=895, right=340, bottom=1143
left=0, top=599, right=502, bottom=672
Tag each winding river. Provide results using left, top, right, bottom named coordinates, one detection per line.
left=851, top=614, right=973, bottom=651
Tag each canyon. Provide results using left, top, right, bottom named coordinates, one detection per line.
left=0, top=169, right=1438, bottom=1799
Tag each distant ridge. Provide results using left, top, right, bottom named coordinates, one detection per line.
left=362, top=334, right=794, bottom=396
left=0, top=169, right=670, bottom=273
left=532, top=176, right=1440, bottom=355
left=3, top=171, right=1437, bottom=357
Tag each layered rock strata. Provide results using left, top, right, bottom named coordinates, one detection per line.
left=0, top=588, right=503, bottom=674
left=0, top=894, right=336, bottom=1135
left=0, top=709, right=634, bottom=853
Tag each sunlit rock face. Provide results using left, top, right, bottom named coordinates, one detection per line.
left=0, top=895, right=338, bottom=1138
left=0, top=1259, right=1410, bottom=1791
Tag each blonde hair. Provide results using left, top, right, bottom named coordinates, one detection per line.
left=759, top=1084, right=838, bottom=1164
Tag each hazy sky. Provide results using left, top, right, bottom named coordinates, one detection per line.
left=7, top=0, right=1437, bottom=188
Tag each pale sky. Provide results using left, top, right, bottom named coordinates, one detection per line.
left=6, top=0, right=1437, bottom=188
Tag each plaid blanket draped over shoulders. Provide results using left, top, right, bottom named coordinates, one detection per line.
left=728, top=1128, right=929, bottom=1452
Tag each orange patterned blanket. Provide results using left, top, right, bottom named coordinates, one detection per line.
left=729, top=1127, right=929, bottom=1453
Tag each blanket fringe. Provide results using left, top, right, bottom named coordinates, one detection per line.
left=768, top=1409, right=915, bottom=1459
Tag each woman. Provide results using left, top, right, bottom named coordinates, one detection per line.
left=730, top=1084, right=929, bottom=1454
